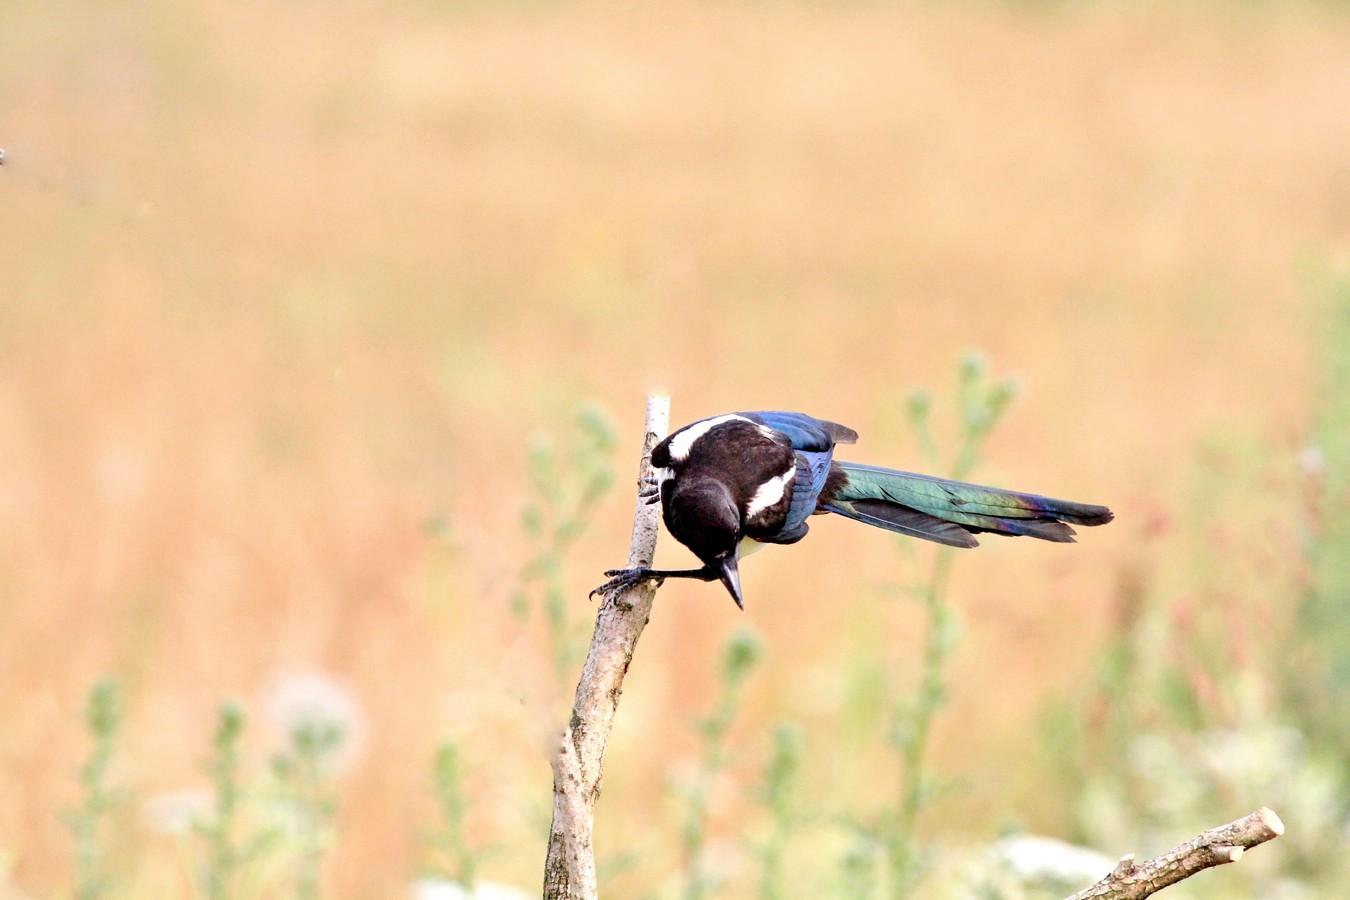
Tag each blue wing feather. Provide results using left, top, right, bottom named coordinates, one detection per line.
left=739, top=411, right=857, bottom=451
left=779, top=449, right=833, bottom=534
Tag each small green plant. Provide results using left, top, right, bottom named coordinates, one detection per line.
left=423, top=739, right=481, bottom=887
left=753, top=723, right=804, bottom=900
left=201, top=700, right=246, bottom=898
left=678, top=627, right=764, bottom=899
left=838, top=827, right=883, bottom=900
left=67, top=678, right=125, bottom=900
left=867, top=353, right=1019, bottom=896
left=1295, top=272, right=1350, bottom=762
left=262, top=674, right=360, bottom=900
left=193, top=699, right=280, bottom=900
left=513, top=404, right=617, bottom=690
left=271, top=718, right=345, bottom=900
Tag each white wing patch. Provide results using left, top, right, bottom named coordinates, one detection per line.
left=666, top=414, right=751, bottom=462
left=746, top=465, right=796, bottom=519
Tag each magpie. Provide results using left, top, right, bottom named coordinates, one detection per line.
left=594, top=411, right=1113, bottom=609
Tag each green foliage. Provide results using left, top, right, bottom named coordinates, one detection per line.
left=513, top=403, right=617, bottom=689
left=423, top=740, right=481, bottom=887
left=838, top=828, right=882, bottom=900
left=753, top=723, right=803, bottom=900
left=1294, top=272, right=1350, bottom=760
left=184, top=680, right=361, bottom=898
left=62, top=685, right=376, bottom=900
left=1031, top=283, right=1350, bottom=898
left=270, top=717, right=346, bottom=899
left=677, top=628, right=764, bottom=899
left=68, top=678, right=126, bottom=900
left=199, top=700, right=247, bottom=898
left=874, top=353, right=1020, bottom=896
left=193, top=700, right=280, bottom=900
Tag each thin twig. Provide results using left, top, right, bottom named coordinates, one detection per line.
left=542, top=395, right=670, bottom=900
left=1066, top=807, right=1284, bottom=900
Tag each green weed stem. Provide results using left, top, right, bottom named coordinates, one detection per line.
left=272, top=721, right=344, bottom=900
left=885, top=354, right=1018, bottom=896
left=754, top=723, right=803, bottom=900
left=197, top=700, right=247, bottom=900
left=514, top=405, right=616, bottom=691
left=69, top=678, right=124, bottom=900
left=425, top=740, right=479, bottom=886
left=681, top=628, right=763, bottom=899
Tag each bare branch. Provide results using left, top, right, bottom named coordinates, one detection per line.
left=542, top=395, right=670, bottom=900
left=1066, top=807, right=1284, bottom=900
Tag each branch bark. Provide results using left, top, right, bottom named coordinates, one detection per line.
left=542, top=394, right=670, bottom=900
left=1066, top=807, right=1284, bottom=900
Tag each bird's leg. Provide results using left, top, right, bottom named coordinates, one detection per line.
left=590, top=565, right=717, bottom=598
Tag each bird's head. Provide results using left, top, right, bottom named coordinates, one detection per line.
left=668, top=477, right=744, bottom=608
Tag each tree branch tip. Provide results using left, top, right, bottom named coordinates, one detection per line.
left=1214, top=845, right=1242, bottom=863
left=1258, top=807, right=1284, bottom=835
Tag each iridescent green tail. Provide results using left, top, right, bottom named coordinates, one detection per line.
left=821, top=461, right=1113, bottom=548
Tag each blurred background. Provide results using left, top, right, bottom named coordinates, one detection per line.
left=3, top=1, right=1349, bottom=897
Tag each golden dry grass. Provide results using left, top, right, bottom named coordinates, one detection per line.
left=2, top=1, right=1349, bottom=895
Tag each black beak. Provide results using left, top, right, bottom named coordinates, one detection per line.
left=716, top=555, right=743, bottom=610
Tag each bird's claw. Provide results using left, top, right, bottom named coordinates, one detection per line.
left=589, top=567, right=662, bottom=599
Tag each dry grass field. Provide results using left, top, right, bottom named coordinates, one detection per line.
left=2, top=1, right=1349, bottom=896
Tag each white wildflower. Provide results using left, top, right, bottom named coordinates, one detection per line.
left=960, top=833, right=1116, bottom=896
left=990, top=834, right=1116, bottom=886
left=993, top=836, right=1117, bottom=885
left=265, top=668, right=367, bottom=776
